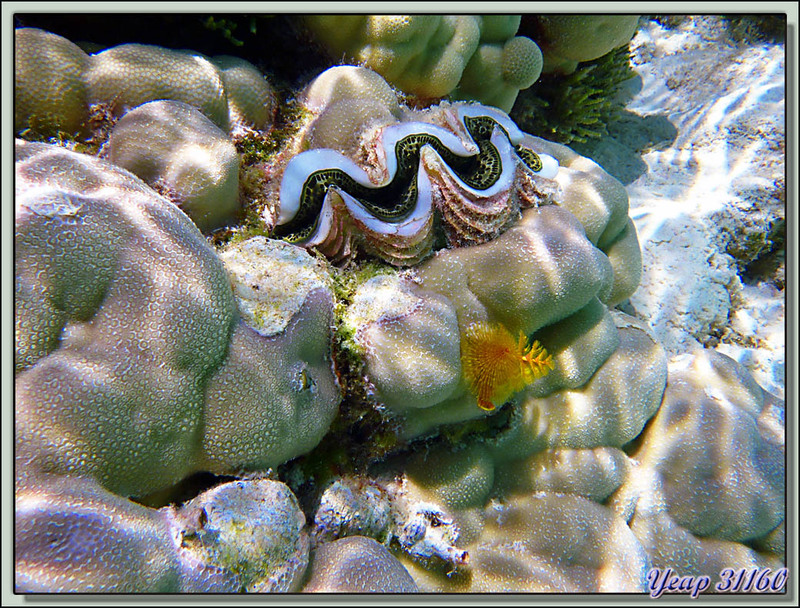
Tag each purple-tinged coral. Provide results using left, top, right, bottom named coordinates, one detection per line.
left=15, top=139, right=340, bottom=498
left=303, top=536, right=418, bottom=593
left=16, top=477, right=309, bottom=593
left=105, top=100, right=240, bottom=231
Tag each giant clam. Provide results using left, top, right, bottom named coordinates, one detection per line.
left=273, top=102, right=561, bottom=266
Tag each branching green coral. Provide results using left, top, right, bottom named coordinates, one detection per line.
left=511, top=45, right=635, bottom=145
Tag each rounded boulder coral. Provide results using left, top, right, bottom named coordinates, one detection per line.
left=633, top=349, right=784, bottom=543
left=303, top=536, right=418, bottom=593
left=14, top=27, right=91, bottom=137
left=303, top=15, right=543, bottom=111
left=451, top=34, right=543, bottom=111
left=211, top=54, right=278, bottom=133
left=105, top=99, right=240, bottom=231
left=526, top=15, right=641, bottom=74
left=15, top=140, right=340, bottom=499
left=85, top=42, right=230, bottom=130
left=16, top=476, right=310, bottom=593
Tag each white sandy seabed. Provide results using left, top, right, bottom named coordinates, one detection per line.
left=610, top=16, right=786, bottom=398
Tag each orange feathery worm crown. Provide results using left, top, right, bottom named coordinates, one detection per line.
left=461, top=321, right=555, bottom=412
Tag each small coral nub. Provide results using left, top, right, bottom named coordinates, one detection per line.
left=461, top=321, right=554, bottom=411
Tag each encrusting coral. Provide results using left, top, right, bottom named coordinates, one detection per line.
left=85, top=42, right=231, bottom=130
left=14, top=27, right=277, bottom=140
left=16, top=476, right=310, bottom=592
left=14, top=28, right=279, bottom=234
left=611, top=349, right=786, bottom=584
left=210, top=54, right=278, bottom=134
left=524, top=15, right=641, bottom=75
left=303, top=536, right=418, bottom=593
left=14, top=139, right=341, bottom=592
left=15, top=27, right=91, bottom=138
left=413, top=492, right=650, bottom=592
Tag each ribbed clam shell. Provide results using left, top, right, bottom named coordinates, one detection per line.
left=275, top=103, right=560, bottom=266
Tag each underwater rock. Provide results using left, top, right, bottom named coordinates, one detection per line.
left=311, top=475, right=469, bottom=571
left=312, top=477, right=394, bottom=544
left=217, top=236, right=334, bottom=338
left=169, top=478, right=309, bottom=592
left=303, top=536, right=418, bottom=592
left=105, top=99, right=240, bottom=231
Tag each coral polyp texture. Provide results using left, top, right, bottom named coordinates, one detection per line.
left=14, top=139, right=340, bottom=496
left=16, top=477, right=310, bottom=592
left=303, top=536, right=418, bottom=593
left=105, top=100, right=240, bottom=230
left=13, top=19, right=785, bottom=596
left=341, top=203, right=640, bottom=441
left=15, top=27, right=91, bottom=137
left=14, top=28, right=276, bottom=139
left=302, top=15, right=543, bottom=111
left=604, top=350, right=786, bottom=587
left=524, top=14, right=641, bottom=75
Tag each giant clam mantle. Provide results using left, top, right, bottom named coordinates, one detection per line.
left=270, top=91, right=560, bottom=266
